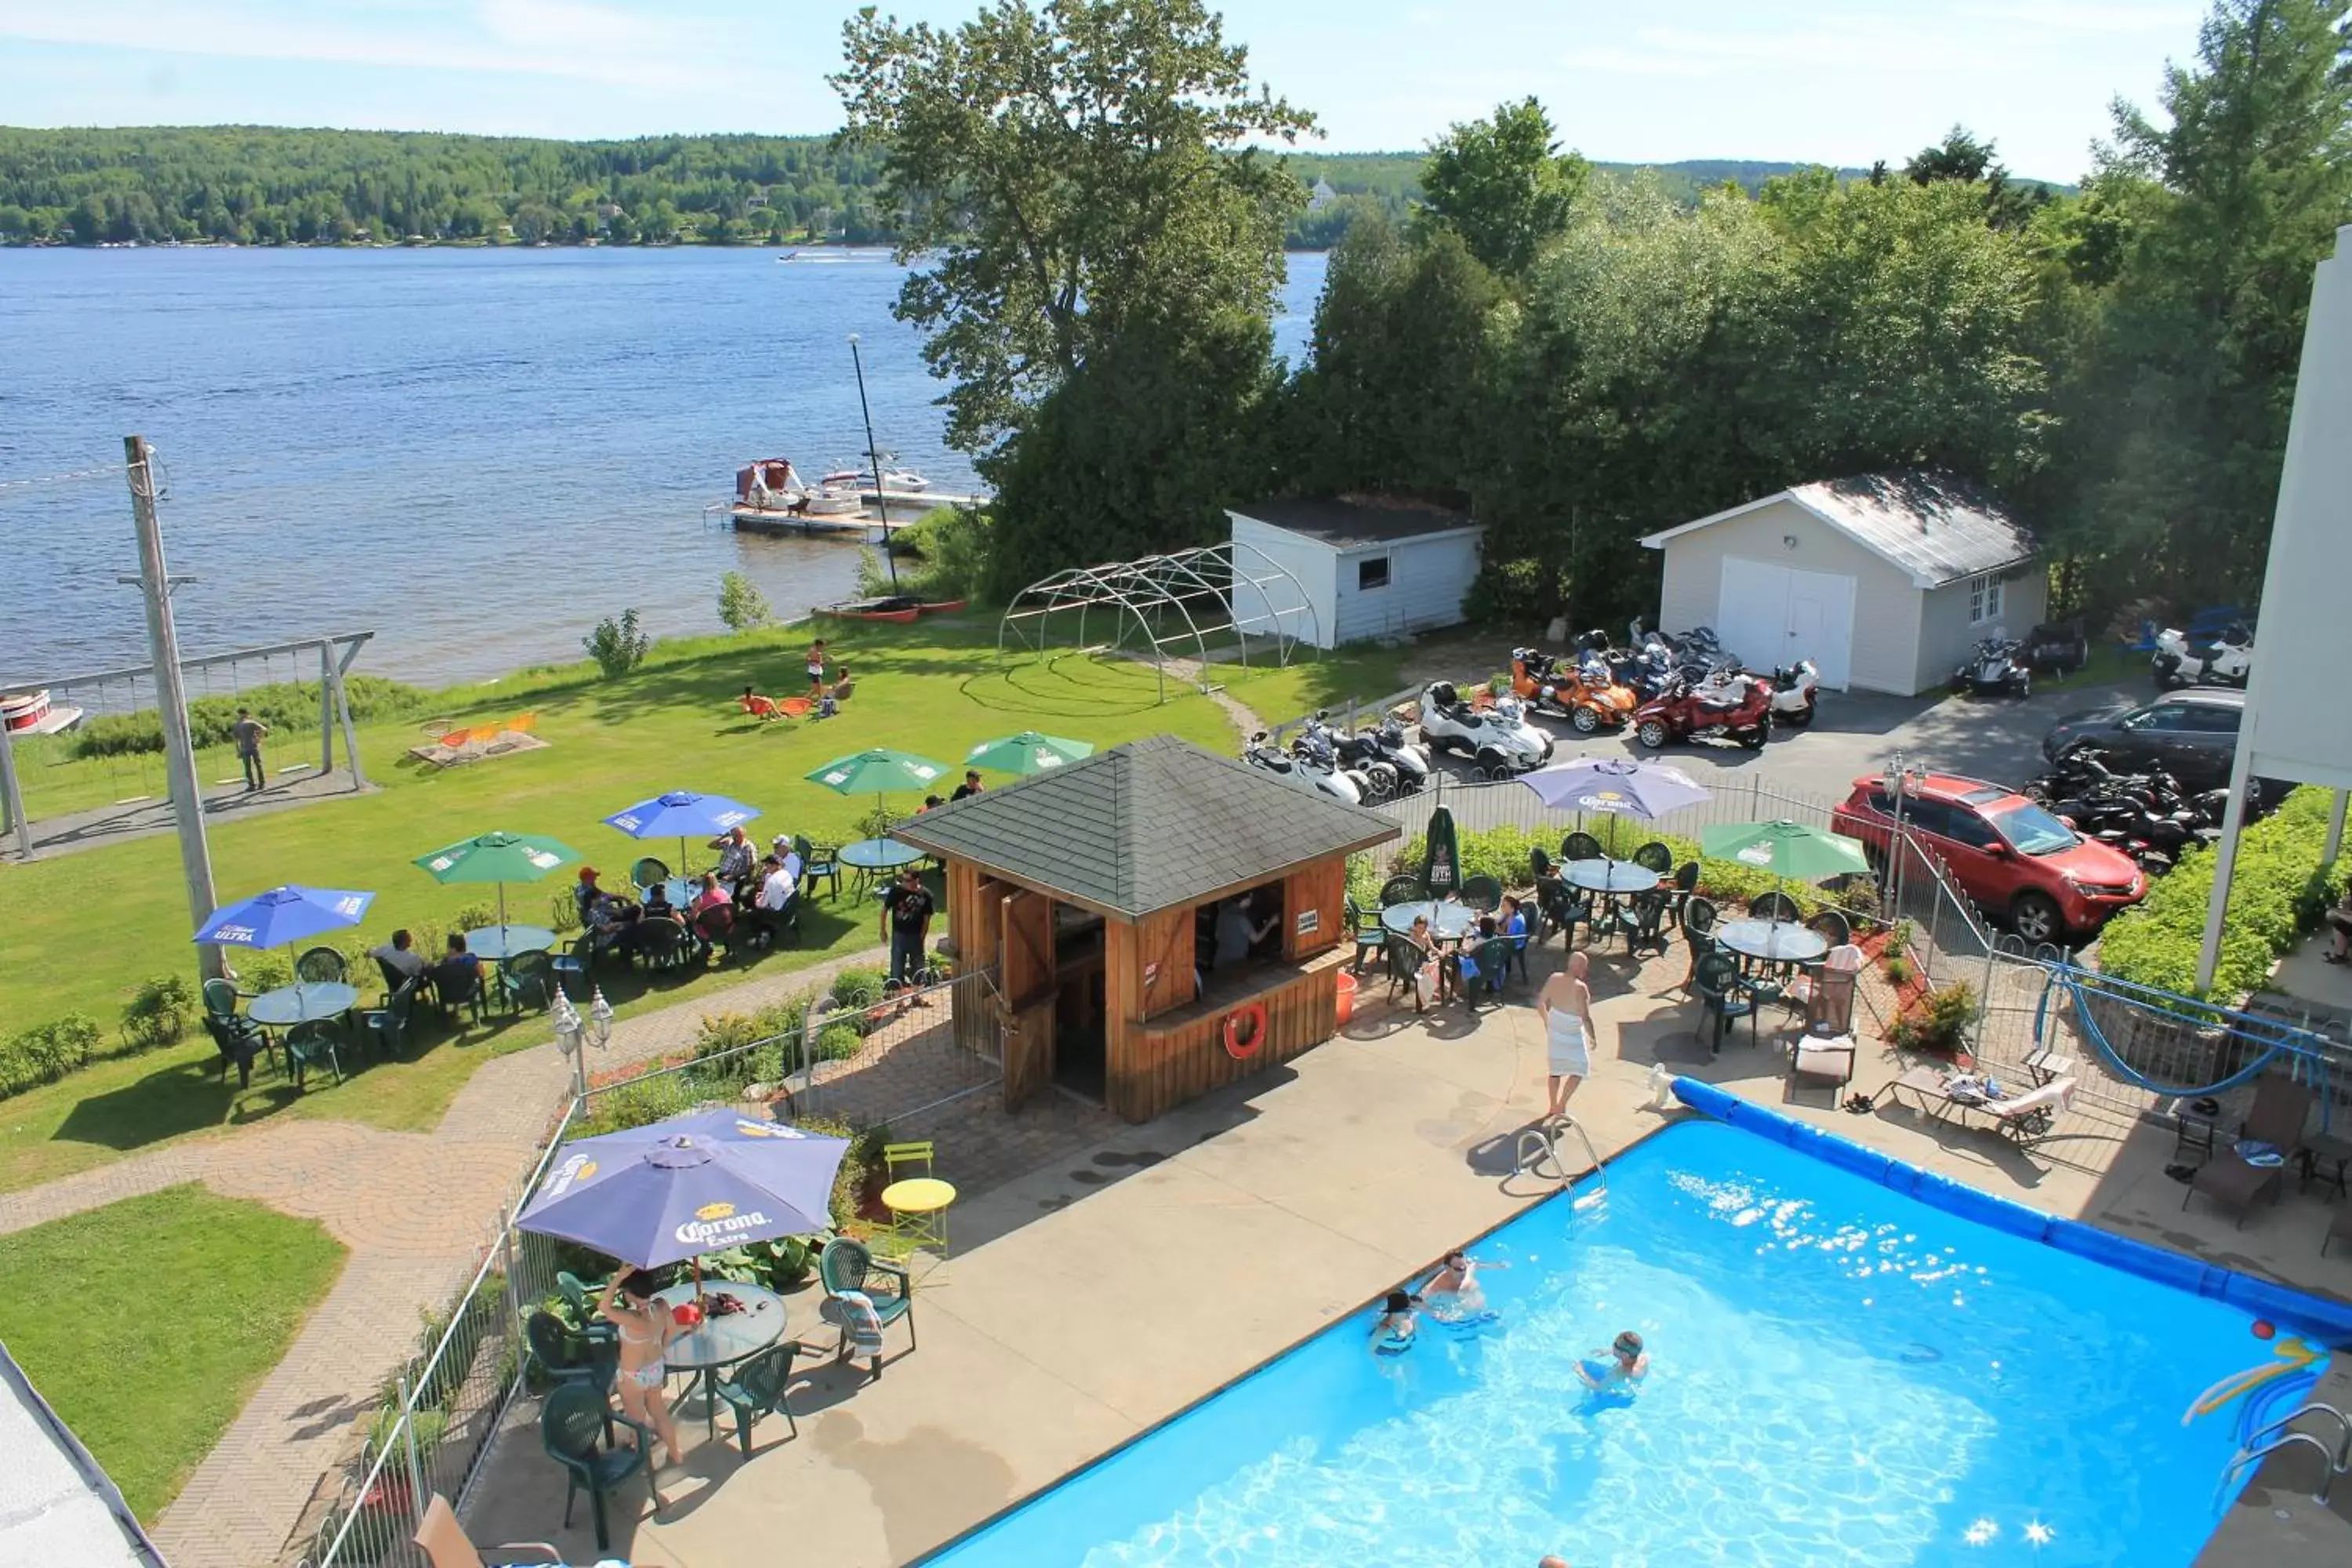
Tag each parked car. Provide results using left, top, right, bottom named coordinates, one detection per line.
left=2040, top=689, right=2245, bottom=794
left=1831, top=771, right=2146, bottom=946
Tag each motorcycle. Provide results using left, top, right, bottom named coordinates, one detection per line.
left=1951, top=632, right=2031, bottom=699
left=1241, top=730, right=1363, bottom=804
left=2029, top=750, right=2216, bottom=874
left=1296, top=713, right=1396, bottom=801
left=1603, top=639, right=1679, bottom=702
left=1322, top=710, right=1429, bottom=797
left=1632, top=669, right=1773, bottom=750
left=1417, top=681, right=1553, bottom=775
left=2152, top=623, right=2253, bottom=689
left=2021, top=619, right=2090, bottom=674
left=1510, top=648, right=1638, bottom=733
left=1763, top=659, right=1820, bottom=726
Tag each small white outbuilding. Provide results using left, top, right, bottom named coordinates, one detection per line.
left=1638, top=471, right=2045, bottom=696
left=1228, top=495, right=1483, bottom=650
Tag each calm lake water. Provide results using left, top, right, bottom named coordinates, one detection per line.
left=0, top=245, right=1328, bottom=688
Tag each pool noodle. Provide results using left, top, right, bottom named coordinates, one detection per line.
left=1669, top=1076, right=2352, bottom=1346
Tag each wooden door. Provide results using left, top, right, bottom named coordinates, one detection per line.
left=999, top=889, right=1056, bottom=1109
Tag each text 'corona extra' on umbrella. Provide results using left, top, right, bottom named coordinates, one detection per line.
left=1519, top=757, right=1711, bottom=820
left=517, top=1108, right=850, bottom=1271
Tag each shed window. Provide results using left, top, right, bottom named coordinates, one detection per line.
left=1967, top=574, right=2004, bottom=625
left=1357, top=555, right=1391, bottom=590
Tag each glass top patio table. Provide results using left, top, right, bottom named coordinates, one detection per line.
left=246, top=982, right=358, bottom=1027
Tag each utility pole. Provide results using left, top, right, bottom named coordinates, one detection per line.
left=848, top=332, right=900, bottom=590
left=122, top=436, right=222, bottom=980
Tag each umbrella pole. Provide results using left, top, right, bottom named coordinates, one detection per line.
left=496, top=882, right=509, bottom=936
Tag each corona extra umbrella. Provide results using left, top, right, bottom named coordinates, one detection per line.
left=1519, top=757, right=1710, bottom=820
left=516, top=1107, right=849, bottom=1272
left=413, top=829, right=581, bottom=932
left=603, top=790, right=762, bottom=879
left=963, top=731, right=1094, bottom=776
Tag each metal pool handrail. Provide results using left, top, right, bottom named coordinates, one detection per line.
left=1515, top=1114, right=1606, bottom=1189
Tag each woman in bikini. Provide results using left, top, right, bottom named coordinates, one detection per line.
left=1534, top=948, right=1599, bottom=1123
left=597, top=1269, right=685, bottom=1482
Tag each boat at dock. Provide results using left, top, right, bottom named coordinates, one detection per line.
left=1, top=688, right=85, bottom=736
left=724, top=458, right=871, bottom=535
left=813, top=597, right=971, bottom=624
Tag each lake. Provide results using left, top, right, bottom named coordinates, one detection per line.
left=0, top=245, right=1329, bottom=689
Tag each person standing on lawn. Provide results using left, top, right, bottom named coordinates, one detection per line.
left=807, top=637, right=829, bottom=697
left=880, top=865, right=935, bottom=990
left=231, top=707, right=270, bottom=791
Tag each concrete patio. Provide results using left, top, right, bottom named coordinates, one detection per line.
left=463, top=940, right=2352, bottom=1567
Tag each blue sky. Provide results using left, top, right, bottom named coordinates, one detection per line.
left=0, top=0, right=2209, bottom=180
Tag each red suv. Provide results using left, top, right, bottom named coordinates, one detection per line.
left=1831, top=771, right=2145, bottom=946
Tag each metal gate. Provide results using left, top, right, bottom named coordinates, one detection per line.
left=789, top=967, right=1005, bottom=1124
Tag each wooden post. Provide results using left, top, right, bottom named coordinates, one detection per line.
left=324, top=640, right=367, bottom=788
left=318, top=640, right=336, bottom=775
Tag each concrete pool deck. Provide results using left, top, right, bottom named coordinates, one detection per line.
left=465, top=947, right=2352, bottom=1566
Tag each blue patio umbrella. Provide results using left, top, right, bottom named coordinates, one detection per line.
left=516, top=1107, right=849, bottom=1272
left=603, top=790, right=763, bottom=880
left=193, top=884, right=375, bottom=975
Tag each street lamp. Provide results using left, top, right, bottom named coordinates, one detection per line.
left=847, top=332, right=899, bottom=590
left=551, top=986, right=615, bottom=1101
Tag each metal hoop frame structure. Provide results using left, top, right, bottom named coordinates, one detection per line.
left=996, top=541, right=1322, bottom=700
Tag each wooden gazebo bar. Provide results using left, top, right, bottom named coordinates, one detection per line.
left=891, top=735, right=1399, bottom=1122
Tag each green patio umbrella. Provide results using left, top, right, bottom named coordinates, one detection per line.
left=414, top=829, right=583, bottom=932
left=805, top=748, right=949, bottom=831
left=1699, top=820, right=1871, bottom=924
left=964, top=731, right=1094, bottom=776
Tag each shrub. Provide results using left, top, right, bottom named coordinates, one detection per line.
left=1883, top=955, right=1913, bottom=987
left=120, top=973, right=194, bottom=1051
left=829, top=967, right=887, bottom=1010
left=583, top=609, right=652, bottom=678
left=0, top=1014, right=105, bottom=1098
left=452, top=902, right=495, bottom=934
left=2100, top=785, right=2341, bottom=999
left=814, top=1022, right=865, bottom=1062
left=579, top=1071, right=698, bottom=1138
left=234, top=952, right=293, bottom=993
left=860, top=505, right=992, bottom=602
left=70, top=673, right=430, bottom=759
left=717, top=571, right=773, bottom=632
left=1890, top=981, right=1978, bottom=1054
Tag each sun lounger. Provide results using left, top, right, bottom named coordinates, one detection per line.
left=2185, top=1075, right=2314, bottom=1228
left=1885, top=1065, right=2075, bottom=1145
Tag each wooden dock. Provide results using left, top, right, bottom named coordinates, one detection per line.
left=711, top=489, right=989, bottom=539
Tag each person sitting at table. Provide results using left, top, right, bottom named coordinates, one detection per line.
left=710, top=824, right=756, bottom=884
left=746, top=852, right=797, bottom=948
left=432, top=932, right=485, bottom=1010
left=369, top=928, right=427, bottom=990
left=1500, top=895, right=1532, bottom=973
left=1403, top=913, right=1452, bottom=1004
left=689, top=871, right=731, bottom=917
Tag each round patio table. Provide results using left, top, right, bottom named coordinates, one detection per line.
left=1713, top=919, right=1829, bottom=967
left=839, top=838, right=924, bottom=871
left=654, top=1281, right=788, bottom=1439
left=1380, top=900, right=1480, bottom=942
left=246, top=982, right=358, bottom=1027
left=1563, top=859, right=1660, bottom=895
left=881, top=1176, right=959, bottom=1256
left=462, top=924, right=557, bottom=961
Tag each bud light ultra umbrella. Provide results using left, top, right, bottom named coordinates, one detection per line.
left=517, top=1106, right=849, bottom=1272
left=193, top=884, right=376, bottom=975
left=602, top=789, right=762, bottom=879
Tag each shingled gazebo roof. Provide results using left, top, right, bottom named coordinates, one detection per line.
left=890, top=735, right=1399, bottom=919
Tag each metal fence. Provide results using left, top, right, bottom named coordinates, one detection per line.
left=790, top=967, right=1003, bottom=1123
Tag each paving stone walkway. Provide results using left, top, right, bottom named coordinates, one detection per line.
left=0, top=942, right=894, bottom=1568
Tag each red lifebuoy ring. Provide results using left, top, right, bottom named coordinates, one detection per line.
left=1222, top=1000, right=1269, bottom=1060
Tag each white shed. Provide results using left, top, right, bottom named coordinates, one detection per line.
left=1637, top=471, right=2045, bottom=696
left=1228, top=496, right=1483, bottom=650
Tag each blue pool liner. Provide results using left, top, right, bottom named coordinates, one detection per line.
left=1671, top=1076, right=2352, bottom=1346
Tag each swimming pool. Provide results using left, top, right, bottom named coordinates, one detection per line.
left=924, top=1117, right=2303, bottom=1566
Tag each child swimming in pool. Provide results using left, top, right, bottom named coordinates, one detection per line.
left=1576, top=1329, right=1650, bottom=1390
left=1370, top=1290, right=1419, bottom=1356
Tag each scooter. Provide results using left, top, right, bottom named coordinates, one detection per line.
left=1240, top=731, right=1363, bottom=804
left=1296, top=714, right=1393, bottom=801
left=1510, top=648, right=1637, bottom=733
left=1632, top=670, right=1773, bottom=750
left=1763, top=659, right=1820, bottom=726
left=1323, top=710, right=1429, bottom=797
left=1417, top=682, right=1553, bottom=775
left=2152, top=623, right=2253, bottom=689
left=1951, top=632, right=2031, bottom=698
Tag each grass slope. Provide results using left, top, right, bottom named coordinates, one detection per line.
left=0, top=1185, right=347, bottom=1522
left=0, top=619, right=1236, bottom=1191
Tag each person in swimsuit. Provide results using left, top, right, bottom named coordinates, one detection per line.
left=597, top=1269, right=685, bottom=1484
left=1575, top=1329, right=1650, bottom=1390
left=1535, top=948, right=1599, bottom=1122
left=1370, top=1290, right=1419, bottom=1356
left=1421, top=1247, right=1504, bottom=1321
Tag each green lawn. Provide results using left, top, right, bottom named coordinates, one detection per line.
left=0, top=620, right=1236, bottom=1192
left=1217, top=643, right=1411, bottom=729
left=0, top=1185, right=347, bottom=1522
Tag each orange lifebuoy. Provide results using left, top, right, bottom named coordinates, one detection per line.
left=1222, top=1000, right=1269, bottom=1060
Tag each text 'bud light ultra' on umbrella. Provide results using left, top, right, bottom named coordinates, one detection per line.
left=194, top=884, right=375, bottom=950
left=602, top=790, right=763, bottom=880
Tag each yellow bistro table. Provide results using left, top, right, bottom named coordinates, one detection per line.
left=880, top=1175, right=958, bottom=1255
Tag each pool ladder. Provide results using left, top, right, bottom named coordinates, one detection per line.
left=1515, top=1114, right=1606, bottom=1196
left=2215, top=1401, right=2351, bottom=1511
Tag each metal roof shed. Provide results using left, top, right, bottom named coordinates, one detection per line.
left=1228, top=495, right=1483, bottom=650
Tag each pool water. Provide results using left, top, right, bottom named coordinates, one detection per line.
left=927, top=1120, right=2276, bottom=1566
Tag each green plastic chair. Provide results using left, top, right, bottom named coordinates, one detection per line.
left=524, top=1309, right=616, bottom=1396
left=1377, top=873, right=1424, bottom=906
left=1631, top=840, right=1674, bottom=873
left=628, top=856, right=670, bottom=895
left=539, top=1382, right=651, bottom=1554
left=201, top=977, right=242, bottom=1021
left=358, top=978, right=419, bottom=1061
left=800, top=841, right=842, bottom=902
left=433, top=959, right=492, bottom=1027
left=1694, top=951, right=1757, bottom=1054
left=818, top=1238, right=913, bottom=1375
left=500, top=949, right=556, bottom=1012
left=294, top=946, right=348, bottom=984
left=714, top=1341, right=800, bottom=1456
left=1460, top=935, right=1515, bottom=1009
left=1559, top=831, right=1604, bottom=862
left=281, top=1021, right=344, bottom=1088
left=1344, top=899, right=1387, bottom=974
left=1460, top=874, right=1503, bottom=913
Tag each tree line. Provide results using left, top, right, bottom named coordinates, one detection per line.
left=0, top=123, right=1882, bottom=252
left=838, top=0, right=2352, bottom=622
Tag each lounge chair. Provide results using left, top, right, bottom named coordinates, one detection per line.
left=1886, top=1066, right=2076, bottom=1145
left=2185, top=1076, right=2314, bottom=1227
left=1787, top=1023, right=1857, bottom=1094
left=413, top=1492, right=559, bottom=1568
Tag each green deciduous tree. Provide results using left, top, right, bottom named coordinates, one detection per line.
left=1417, top=97, right=1588, bottom=276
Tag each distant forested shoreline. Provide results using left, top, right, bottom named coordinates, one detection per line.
left=0, top=125, right=1882, bottom=250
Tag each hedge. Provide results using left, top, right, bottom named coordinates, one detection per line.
left=2098, top=785, right=2343, bottom=1000
left=0, top=1015, right=107, bottom=1100
left=71, top=674, right=430, bottom=759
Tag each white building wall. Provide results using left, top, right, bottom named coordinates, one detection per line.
left=1226, top=514, right=1338, bottom=649
left=1911, top=565, right=2047, bottom=695
left=1333, top=529, right=1483, bottom=644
